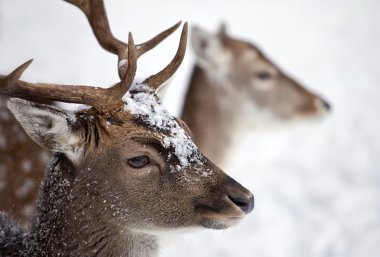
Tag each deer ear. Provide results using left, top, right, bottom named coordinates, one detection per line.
left=7, top=98, right=83, bottom=162
left=191, top=25, right=224, bottom=62
left=217, top=23, right=228, bottom=38
left=155, top=80, right=171, bottom=100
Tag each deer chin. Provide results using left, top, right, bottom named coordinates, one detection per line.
left=274, top=109, right=330, bottom=130
left=136, top=226, right=204, bottom=238
left=199, top=214, right=244, bottom=230
left=195, top=207, right=246, bottom=230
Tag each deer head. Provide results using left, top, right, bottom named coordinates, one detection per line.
left=0, top=1, right=253, bottom=256
left=190, top=24, right=330, bottom=128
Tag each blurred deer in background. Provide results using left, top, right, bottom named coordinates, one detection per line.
left=0, top=1, right=253, bottom=256
left=0, top=95, right=51, bottom=226
left=181, top=25, right=331, bottom=167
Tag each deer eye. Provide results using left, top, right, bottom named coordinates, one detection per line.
left=256, top=71, right=272, bottom=80
left=128, top=155, right=150, bottom=168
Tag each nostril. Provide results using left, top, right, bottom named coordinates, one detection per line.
left=321, top=99, right=331, bottom=111
left=228, top=195, right=254, bottom=214
left=228, top=196, right=248, bottom=208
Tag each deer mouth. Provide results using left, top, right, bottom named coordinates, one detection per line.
left=194, top=199, right=247, bottom=230
left=199, top=214, right=244, bottom=230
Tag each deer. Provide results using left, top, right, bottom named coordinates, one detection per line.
left=181, top=25, right=331, bottom=167
left=0, top=1, right=254, bottom=256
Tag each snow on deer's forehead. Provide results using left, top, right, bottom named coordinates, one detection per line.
left=123, top=84, right=202, bottom=167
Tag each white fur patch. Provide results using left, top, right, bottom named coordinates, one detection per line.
left=254, top=80, right=276, bottom=91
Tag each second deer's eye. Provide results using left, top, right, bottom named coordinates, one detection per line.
left=128, top=155, right=149, bottom=168
left=257, top=71, right=272, bottom=80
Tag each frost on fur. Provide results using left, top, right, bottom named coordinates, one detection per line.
left=124, top=84, right=202, bottom=167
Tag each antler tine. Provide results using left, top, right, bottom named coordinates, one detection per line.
left=65, top=0, right=181, bottom=79
left=109, top=32, right=137, bottom=99
left=118, top=21, right=182, bottom=79
left=142, top=22, right=188, bottom=89
left=135, top=21, right=182, bottom=58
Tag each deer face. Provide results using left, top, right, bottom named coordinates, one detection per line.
left=191, top=25, right=330, bottom=128
left=8, top=86, right=253, bottom=233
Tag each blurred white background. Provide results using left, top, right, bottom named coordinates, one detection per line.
left=1, top=0, right=379, bottom=256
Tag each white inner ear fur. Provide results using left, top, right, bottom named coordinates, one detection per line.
left=155, top=79, right=171, bottom=100
left=191, top=26, right=232, bottom=85
left=7, top=98, right=83, bottom=163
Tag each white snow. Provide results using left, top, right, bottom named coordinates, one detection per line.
left=0, top=0, right=379, bottom=257
left=118, top=59, right=128, bottom=68
left=123, top=83, right=202, bottom=167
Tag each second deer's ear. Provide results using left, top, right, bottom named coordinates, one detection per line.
left=155, top=80, right=171, bottom=100
left=217, top=23, right=228, bottom=38
left=191, top=25, right=224, bottom=61
left=7, top=98, right=84, bottom=163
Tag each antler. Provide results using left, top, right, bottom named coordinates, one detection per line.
left=0, top=34, right=136, bottom=113
left=0, top=0, right=188, bottom=113
left=142, top=22, right=188, bottom=90
left=64, top=0, right=181, bottom=79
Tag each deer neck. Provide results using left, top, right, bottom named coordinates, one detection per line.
left=181, top=65, right=244, bottom=167
left=29, top=153, right=158, bottom=257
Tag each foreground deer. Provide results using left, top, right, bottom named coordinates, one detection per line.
left=181, top=25, right=331, bottom=166
left=0, top=1, right=253, bottom=256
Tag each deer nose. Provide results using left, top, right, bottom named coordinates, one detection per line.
left=321, top=99, right=331, bottom=111
left=228, top=194, right=254, bottom=214
left=223, top=177, right=254, bottom=214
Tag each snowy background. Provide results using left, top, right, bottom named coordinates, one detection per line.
left=1, top=0, right=379, bottom=257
